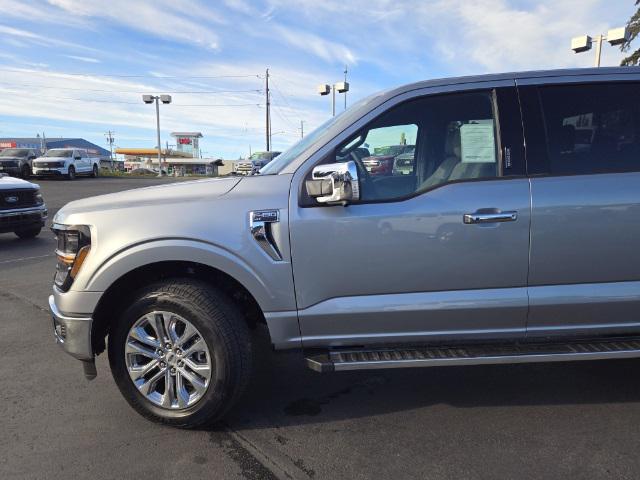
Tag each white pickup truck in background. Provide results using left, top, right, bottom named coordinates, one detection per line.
left=32, top=148, right=101, bottom=180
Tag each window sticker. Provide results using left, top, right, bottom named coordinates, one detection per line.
left=460, top=122, right=496, bottom=163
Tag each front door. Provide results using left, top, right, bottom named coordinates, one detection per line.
left=290, top=87, right=531, bottom=348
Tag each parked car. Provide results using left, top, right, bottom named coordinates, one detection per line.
left=0, top=148, right=39, bottom=178
left=50, top=66, right=640, bottom=428
left=392, top=147, right=416, bottom=175
left=32, top=148, right=101, bottom=180
left=362, top=144, right=414, bottom=176
left=235, top=151, right=281, bottom=175
left=0, top=174, right=47, bottom=238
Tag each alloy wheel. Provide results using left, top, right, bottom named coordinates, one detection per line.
left=124, top=311, right=212, bottom=409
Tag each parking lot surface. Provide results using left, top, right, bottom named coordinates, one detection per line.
left=2, top=177, right=640, bottom=479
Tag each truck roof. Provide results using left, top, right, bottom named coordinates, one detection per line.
left=390, top=66, right=640, bottom=96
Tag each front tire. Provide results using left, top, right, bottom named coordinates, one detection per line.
left=91, top=164, right=99, bottom=178
left=14, top=227, right=41, bottom=239
left=66, top=165, right=76, bottom=180
left=21, top=164, right=30, bottom=178
left=108, top=279, right=252, bottom=428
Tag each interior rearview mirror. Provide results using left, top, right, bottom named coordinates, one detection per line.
left=306, top=160, right=360, bottom=205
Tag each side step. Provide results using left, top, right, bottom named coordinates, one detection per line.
left=306, top=339, right=640, bottom=372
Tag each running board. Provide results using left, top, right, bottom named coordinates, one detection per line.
left=306, top=339, right=640, bottom=372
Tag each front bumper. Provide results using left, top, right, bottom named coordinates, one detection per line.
left=49, top=294, right=93, bottom=361
left=0, top=205, right=47, bottom=234
left=33, top=167, right=64, bottom=176
left=0, top=166, right=20, bottom=176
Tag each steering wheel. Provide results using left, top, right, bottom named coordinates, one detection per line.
left=349, top=151, right=377, bottom=200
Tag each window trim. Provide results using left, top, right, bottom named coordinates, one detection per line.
left=298, top=87, right=519, bottom=207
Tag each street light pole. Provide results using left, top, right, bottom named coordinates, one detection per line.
left=571, top=27, right=629, bottom=67
left=142, top=94, right=172, bottom=176
left=155, top=98, right=161, bottom=176
left=317, top=79, right=350, bottom=117
left=332, top=87, right=336, bottom=117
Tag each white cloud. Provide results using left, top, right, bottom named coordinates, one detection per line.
left=64, top=55, right=101, bottom=64
left=271, top=25, right=357, bottom=65
left=0, top=25, right=97, bottom=52
left=46, top=0, right=223, bottom=50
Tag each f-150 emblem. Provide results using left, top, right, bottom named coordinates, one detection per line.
left=5, top=195, right=18, bottom=203
left=249, top=210, right=282, bottom=261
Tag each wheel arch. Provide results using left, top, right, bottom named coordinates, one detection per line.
left=91, top=260, right=266, bottom=355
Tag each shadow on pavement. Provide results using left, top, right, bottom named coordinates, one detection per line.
left=223, top=326, right=640, bottom=430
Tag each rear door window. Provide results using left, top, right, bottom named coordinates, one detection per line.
left=538, top=82, right=640, bottom=175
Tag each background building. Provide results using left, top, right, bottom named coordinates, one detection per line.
left=115, top=148, right=226, bottom=176
left=0, top=137, right=111, bottom=159
left=171, top=132, right=202, bottom=158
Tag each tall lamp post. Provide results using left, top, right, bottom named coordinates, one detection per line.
left=571, top=27, right=629, bottom=67
left=142, top=94, right=172, bottom=176
left=317, top=81, right=350, bottom=117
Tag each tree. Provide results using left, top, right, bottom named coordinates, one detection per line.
left=621, top=1, right=640, bottom=65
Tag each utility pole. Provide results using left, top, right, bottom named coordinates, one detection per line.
left=105, top=130, right=115, bottom=168
left=265, top=68, right=271, bottom=152
left=300, top=120, right=305, bottom=139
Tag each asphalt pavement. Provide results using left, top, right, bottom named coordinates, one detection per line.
left=2, top=176, right=640, bottom=479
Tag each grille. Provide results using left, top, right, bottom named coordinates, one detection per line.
left=0, top=160, right=18, bottom=167
left=0, top=189, right=37, bottom=210
left=34, top=161, right=64, bottom=168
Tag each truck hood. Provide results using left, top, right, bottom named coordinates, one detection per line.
left=0, top=175, right=38, bottom=190
left=54, top=176, right=242, bottom=223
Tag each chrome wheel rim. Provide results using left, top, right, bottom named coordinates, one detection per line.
left=125, top=311, right=212, bottom=409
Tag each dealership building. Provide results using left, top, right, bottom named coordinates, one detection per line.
left=0, top=137, right=111, bottom=159
left=116, top=131, right=233, bottom=176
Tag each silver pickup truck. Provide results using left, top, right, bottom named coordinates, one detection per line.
left=50, top=66, right=640, bottom=428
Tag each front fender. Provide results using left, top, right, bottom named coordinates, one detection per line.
left=82, top=238, right=296, bottom=312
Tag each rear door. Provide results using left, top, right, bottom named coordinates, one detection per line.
left=289, top=83, right=532, bottom=347
left=519, top=76, right=640, bottom=337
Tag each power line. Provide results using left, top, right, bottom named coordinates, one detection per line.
left=0, top=81, right=262, bottom=94
left=270, top=78, right=304, bottom=119
left=0, top=93, right=262, bottom=107
left=0, top=67, right=260, bottom=80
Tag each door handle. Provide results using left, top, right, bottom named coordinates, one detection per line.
left=463, top=211, right=518, bottom=224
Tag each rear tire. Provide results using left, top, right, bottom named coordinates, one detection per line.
left=66, top=165, right=76, bottom=180
left=91, top=164, right=99, bottom=178
left=108, top=279, right=252, bottom=428
left=14, top=227, right=41, bottom=239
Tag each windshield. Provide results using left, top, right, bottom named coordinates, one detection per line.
left=0, top=149, right=29, bottom=157
left=259, top=116, right=338, bottom=175
left=45, top=150, right=73, bottom=158
left=259, top=92, right=384, bottom=175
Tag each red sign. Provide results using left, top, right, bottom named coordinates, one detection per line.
left=0, top=141, right=16, bottom=148
left=178, top=138, right=192, bottom=145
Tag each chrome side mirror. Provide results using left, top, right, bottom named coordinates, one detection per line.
left=307, top=160, right=360, bottom=205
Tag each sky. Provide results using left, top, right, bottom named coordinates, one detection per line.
left=0, top=0, right=636, bottom=159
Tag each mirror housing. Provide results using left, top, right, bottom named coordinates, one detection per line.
left=307, top=160, right=360, bottom=205
left=74, top=156, right=81, bottom=160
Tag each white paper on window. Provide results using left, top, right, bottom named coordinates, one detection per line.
left=460, top=122, right=496, bottom=163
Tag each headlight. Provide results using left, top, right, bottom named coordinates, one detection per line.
left=51, top=225, right=91, bottom=291
left=34, top=190, right=44, bottom=205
